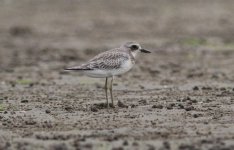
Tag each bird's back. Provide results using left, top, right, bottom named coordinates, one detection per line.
left=65, top=48, right=135, bottom=77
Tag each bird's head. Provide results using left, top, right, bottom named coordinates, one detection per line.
left=121, top=41, right=151, bottom=58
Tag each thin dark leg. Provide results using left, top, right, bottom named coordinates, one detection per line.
left=110, top=76, right=114, bottom=107
left=105, top=77, right=109, bottom=109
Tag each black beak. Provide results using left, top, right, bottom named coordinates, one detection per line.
left=140, top=49, right=151, bottom=53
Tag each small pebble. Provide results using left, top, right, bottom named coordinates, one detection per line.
left=178, top=104, right=184, bottom=109
left=90, top=107, right=98, bottom=112
left=193, top=86, right=199, bottom=90
left=193, top=114, right=199, bottom=118
left=64, top=106, right=73, bottom=111
left=123, top=140, right=128, bottom=146
left=45, top=109, right=51, bottom=114
left=202, top=87, right=212, bottom=90
left=138, top=99, right=148, bottom=105
left=166, top=105, right=173, bottom=110
left=163, top=141, right=170, bottom=149
left=187, top=101, right=192, bottom=105
left=112, top=147, right=124, bottom=150
left=185, top=106, right=194, bottom=111
left=191, top=99, right=197, bottom=103
left=21, top=99, right=28, bottom=103
left=118, top=101, right=128, bottom=108
left=220, top=87, right=226, bottom=91
left=131, top=104, right=137, bottom=108
left=152, top=104, right=163, bottom=109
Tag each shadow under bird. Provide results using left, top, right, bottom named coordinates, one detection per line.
left=65, top=41, right=151, bottom=109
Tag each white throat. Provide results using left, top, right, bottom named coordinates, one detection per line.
left=130, top=50, right=140, bottom=58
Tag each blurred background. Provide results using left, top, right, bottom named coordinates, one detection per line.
left=0, top=0, right=234, bottom=71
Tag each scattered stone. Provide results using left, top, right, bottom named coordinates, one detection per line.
left=152, top=104, right=163, bottom=109
left=185, top=106, right=194, bottom=111
left=2, top=122, right=7, bottom=126
left=118, top=101, right=128, bottom=108
left=166, top=104, right=173, bottom=110
left=193, top=114, right=199, bottom=118
left=191, top=99, right=197, bottom=103
left=220, top=87, right=226, bottom=91
left=205, top=99, right=212, bottom=103
left=123, top=140, right=128, bottom=146
left=138, top=99, right=148, bottom=105
left=200, top=139, right=213, bottom=144
left=45, top=109, right=51, bottom=114
left=10, top=82, right=15, bottom=87
left=90, top=106, right=98, bottom=112
left=64, top=106, right=73, bottom=112
left=112, top=147, right=124, bottom=150
left=95, top=83, right=102, bottom=89
left=29, top=83, right=34, bottom=87
left=178, top=104, right=184, bottom=109
left=187, top=101, right=192, bottom=105
left=147, top=144, right=156, bottom=150
left=49, top=143, right=69, bottom=150
left=9, top=26, right=32, bottom=37
left=178, top=144, right=196, bottom=150
left=202, top=87, right=212, bottom=90
left=25, top=120, right=36, bottom=125
left=149, top=68, right=160, bottom=75
left=21, top=99, right=29, bottom=103
left=139, top=84, right=145, bottom=89
left=131, top=104, right=137, bottom=108
left=163, top=141, right=171, bottom=150
left=193, top=86, right=199, bottom=90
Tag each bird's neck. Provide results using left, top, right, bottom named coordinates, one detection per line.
left=130, top=51, right=139, bottom=59
left=129, top=51, right=137, bottom=63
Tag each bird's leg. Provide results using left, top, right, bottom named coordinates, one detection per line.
left=109, top=76, right=114, bottom=107
left=105, top=77, right=109, bottom=109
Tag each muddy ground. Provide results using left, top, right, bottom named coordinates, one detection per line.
left=0, top=0, right=234, bottom=150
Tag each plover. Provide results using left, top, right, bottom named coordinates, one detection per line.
left=65, top=41, right=151, bottom=108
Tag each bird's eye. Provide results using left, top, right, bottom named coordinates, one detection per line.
left=130, top=45, right=139, bottom=50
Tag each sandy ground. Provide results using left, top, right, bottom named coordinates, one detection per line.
left=0, top=0, right=234, bottom=149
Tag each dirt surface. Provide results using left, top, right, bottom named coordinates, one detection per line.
left=1, top=0, right=234, bottom=150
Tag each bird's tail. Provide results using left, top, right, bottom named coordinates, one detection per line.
left=64, top=65, right=92, bottom=71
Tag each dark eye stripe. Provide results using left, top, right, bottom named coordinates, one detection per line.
left=131, top=45, right=139, bottom=50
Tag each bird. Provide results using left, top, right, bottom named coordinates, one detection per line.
left=65, top=41, right=151, bottom=109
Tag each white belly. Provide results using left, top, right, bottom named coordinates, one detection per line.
left=83, top=60, right=134, bottom=78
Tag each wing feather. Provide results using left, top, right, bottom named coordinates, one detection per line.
left=85, top=49, right=129, bottom=70
left=65, top=48, right=129, bottom=71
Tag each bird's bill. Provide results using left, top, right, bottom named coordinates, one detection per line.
left=140, top=49, right=151, bottom=53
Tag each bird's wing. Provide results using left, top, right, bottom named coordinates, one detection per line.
left=65, top=49, right=129, bottom=71
left=85, top=49, right=129, bottom=70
